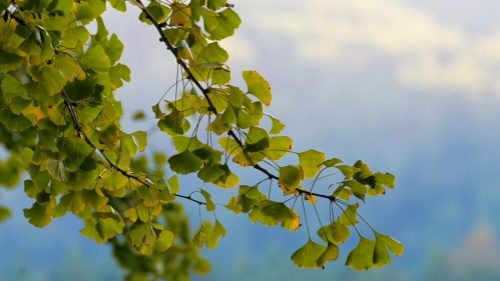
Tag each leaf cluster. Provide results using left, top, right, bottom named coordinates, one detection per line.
left=0, top=0, right=403, bottom=279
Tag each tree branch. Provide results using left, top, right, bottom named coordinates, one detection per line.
left=61, top=90, right=205, bottom=205
left=133, top=1, right=336, bottom=203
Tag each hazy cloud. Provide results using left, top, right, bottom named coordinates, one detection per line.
left=233, top=0, right=500, bottom=95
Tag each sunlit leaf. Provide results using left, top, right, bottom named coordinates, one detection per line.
left=155, top=230, right=174, bottom=252
left=291, top=239, right=326, bottom=268
left=170, top=2, right=191, bottom=26
left=346, top=236, right=377, bottom=270
left=317, top=242, right=340, bottom=267
left=243, top=70, right=272, bottom=106
left=298, top=149, right=325, bottom=178
left=200, top=189, right=216, bottom=211
left=339, top=203, right=359, bottom=225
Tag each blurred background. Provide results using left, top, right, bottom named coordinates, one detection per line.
left=2, top=0, right=500, bottom=280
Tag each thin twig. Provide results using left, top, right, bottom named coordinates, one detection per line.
left=133, top=0, right=337, bottom=203
left=61, top=90, right=205, bottom=205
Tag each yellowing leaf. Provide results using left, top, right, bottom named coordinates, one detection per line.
left=170, top=3, right=191, bottom=26
left=155, top=230, right=174, bottom=252
left=243, top=70, right=272, bottom=106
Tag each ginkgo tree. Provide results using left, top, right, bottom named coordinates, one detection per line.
left=0, top=0, right=403, bottom=280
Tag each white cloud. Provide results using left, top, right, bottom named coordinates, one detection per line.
left=236, top=0, right=500, bottom=95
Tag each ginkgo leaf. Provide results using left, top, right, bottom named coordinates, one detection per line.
left=317, top=242, right=340, bottom=267
left=168, top=150, right=203, bottom=175
left=342, top=180, right=367, bottom=202
left=317, top=221, right=350, bottom=244
left=46, top=159, right=69, bottom=182
left=243, top=70, right=272, bottom=106
left=298, top=149, right=325, bottom=178
left=155, top=230, right=174, bottom=252
left=24, top=202, right=53, bottom=228
left=266, top=136, right=292, bottom=160
left=279, top=165, right=303, bottom=193
left=346, top=236, right=377, bottom=270
left=322, top=158, right=343, bottom=167
left=250, top=200, right=300, bottom=230
left=291, top=239, right=326, bottom=268
left=81, top=189, right=108, bottom=209
left=200, top=189, right=216, bottom=212
left=170, top=2, right=191, bottom=26
left=269, top=115, right=285, bottom=134
left=205, top=220, right=226, bottom=249
left=374, top=231, right=404, bottom=259
left=339, top=203, right=359, bottom=225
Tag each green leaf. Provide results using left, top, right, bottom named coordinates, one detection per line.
left=374, top=231, right=404, bottom=262
left=0, top=51, right=24, bottom=73
left=205, top=220, right=226, bottom=249
left=291, top=239, right=326, bottom=268
left=207, top=8, right=241, bottom=40
left=155, top=230, right=174, bottom=252
left=168, top=150, right=203, bottom=175
left=0, top=109, right=34, bottom=131
left=322, top=158, right=343, bottom=167
left=172, top=135, right=205, bottom=152
left=211, top=164, right=240, bottom=188
left=298, top=149, right=325, bottom=178
left=243, top=70, right=272, bottom=106
left=158, top=108, right=190, bottom=135
left=109, top=63, right=131, bottom=89
left=81, top=189, right=108, bottom=209
left=269, top=115, right=285, bottom=134
left=82, top=45, right=111, bottom=73
left=46, top=159, right=69, bottom=182
left=128, top=223, right=152, bottom=247
left=317, top=243, right=340, bottom=267
left=1, top=74, right=25, bottom=97
left=108, top=0, right=127, bottom=12
left=200, top=189, right=216, bottom=211
left=0, top=206, right=11, bottom=222
left=279, top=165, right=303, bottom=194
left=339, top=203, right=359, bottom=225
left=101, top=172, right=128, bottom=191
left=259, top=200, right=300, bottom=231
left=24, top=202, right=53, bottom=228
left=146, top=1, right=171, bottom=23
left=343, top=180, right=367, bottom=201
left=170, top=2, right=191, bottom=26
left=167, top=175, right=180, bottom=194
left=266, top=136, right=292, bottom=160
left=75, top=0, right=107, bottom=22
left=346, top=236, right=377, bottom=270
left=19, top=0, right=51, bottom=11
left=57, top=137, right=94, bottom=171
left=317, top=221, right=350, bottom=244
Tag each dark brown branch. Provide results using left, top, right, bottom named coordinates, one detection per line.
left=61, top=90, right=205, bottom=205
left=132, top=1, right=337, bottom=203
